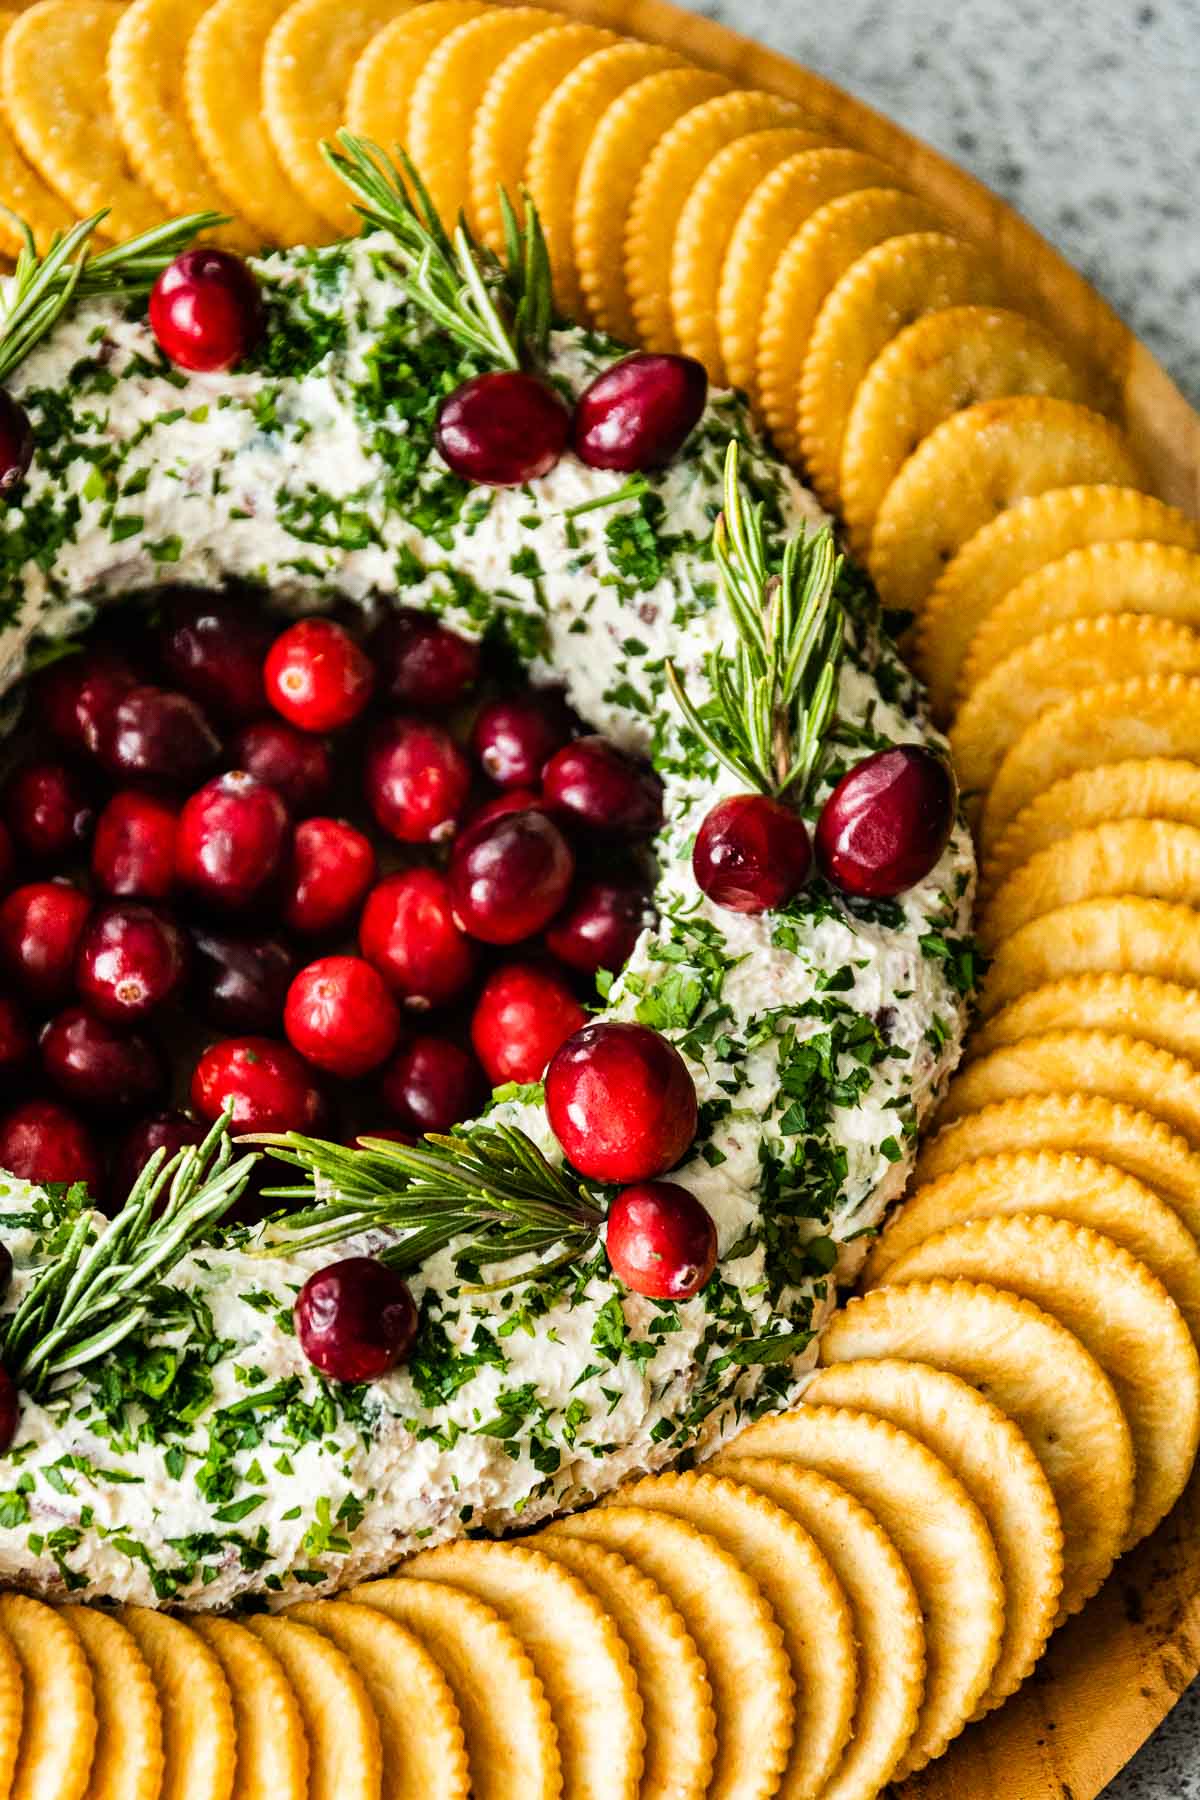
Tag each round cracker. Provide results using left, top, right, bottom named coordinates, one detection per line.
left=349, top=1578, right=560, bottom=1800
left=0, top=1596, right=92, bottom=1800
left=840, top=306, right=1098, bottom=557
left=609, top=1470, right=856, bottom=1799
left=974, top=972, right=1200, bottom=1073
left=535, top=1533, right=716, bottom=1800
left=117, top=1607, right=234, bottom=1800
left=0, top=11, right=73, bottom=254
left=980, top=896, right=1200, bottom=1018
left=799, top=234, right=1007, bottom=511
left=867, top=397, right=1144, bottom=617
left=402, top=1540, right=644, bottom=1800
left=546, top=1503, right=793, bottom=1800
left=806, top=1359, right=1062, bottom=1714
left=710, top=1458, right=925, bottom=1800
left=884, top=1214, right=1200, bottom=1546
left=723, top=1403, right=1003, bottom=1776
left=345, top=1, right=487, bottom=165
left=60, top=1607, right=162, bottom=1800
left=819, top=1279, right=1135, bottom=1617
left=0, top=1605, right=18, bottom=1800
left=188, top=1616, right=307, bottom=1800
left=979, top=819, right=1200, bottom=951
left=244, top=1614, right=382, bottom=1800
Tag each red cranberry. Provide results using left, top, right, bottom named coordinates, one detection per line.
left=283, top=818, right=375, bottom=937
left=605, top=1180, right=718, bottom=1299
left=177, top=772, right=289, bottom=912
left=0, top=390, right=33, bottom=495
left=191, top=1036, right=325, bottom=1133
left=380, top=1036, right=485, bottom=1134
left=190, top=927, right=297, bottom=1033
left=264, top=619, right=375, bottom=734
left=92, top=790, right=178, bottom=899
left=41, top=1006, right=166, bottom=1111
left=230, top=719, right=333, bottom=817
left=545, top=1020, right=698, bottom=1183
left=471, top=963, right=586, bottom=1087
left=76, top=903, right=189, bottom=1023
left=436, top=371, right=570, bottom=486
left=364, top=717, right=471, bottom=844
left=284, top=956, right=401, bottom=1080
left=38, top=650, right=137, bottom=755
left=693, top=794, right=813, bottom=914
left=99, top=686, right=221, bottom=785
left=295, top=1256, right=417, bottom=1382
left=1, top=760, right=94, bottom=864
left=0, top=1367, right=17, bottom=1453
left=0, top=1099, right=102, bottom=1192
left=0, top=993, right=31, bottom=1072
left=573, top=353, right=708, bottom=471
left=148, top=248, right=264, bottom=373
left=158, top=589, right=272, bottom=723
left=542, top=736, right=662, bottom=837
left=546, top=877, right=649, bottom=976
left=815, top=746, right=957, bottom=899
left=448, top=810, right=574, bottom=945
left=468, top=787, right=546, bottom=828
left=0, top=881, right=91, bottom=1004
left=113, top=1111, right=207, bottom=1201
left=370, top=609, right=481, bottom=708
left=358, top=869, right=475, bottom=1010
left=471, top=693, right=571, bottom=789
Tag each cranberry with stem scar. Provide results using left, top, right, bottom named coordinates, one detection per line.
left=358, top=868, right=476, bottom=1011
left=191, top=1036, right=326, bottom=1133
left=264, top=618, right=375, bottom=734
left=76, top=903, right=190, bottom=1023
left=471, top=963, right=586, bottom=1087
left=284, top=956, right=401, bottom=1080
left=364, top=717, right=472, bottom=845
left=471, top=693, right=571, bottom=790
left=545, top=1020, right=698, bottom=1184
left=605, top=1180, right=717, bottom=1299
left=693, top=793, right=812, bottom=915
left=177, top=772, right=289, bottom=913
left=295, top=1256, right=418, bottom=1382
left=436, top=370, right=570, bottom=486
left=815, top=745, right=957, bottom=899
left=0, top=390, right=34, bottom=496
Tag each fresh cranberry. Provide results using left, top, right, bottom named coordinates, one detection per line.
left=99, top=686, right=221, bottom=785
left=358, top=868, right=475, bottom=1010
left=471, top=963, right=586, bottom=1087
left=693, top=793, right=812, bottom=914
left=283, top=819, right=375, bottom=937
left=177, top=772, right=289, bottom=912
left=113, top=1111, right=207, bottom=1201
left=190, top=927, right=297, bottom=1033
left=264, top=619, right=375, bottom=734
left=0, top=881, right=91, bottom=1004
left=546, top=877, right=649, bottom=976
left=573, top=353, right=708, bottom=471
left=364, top=717, right=472, bottom=844
left=471, top=693, right=571, bottom=789
left=76, top=903, right=189, bottom=1023
left=1, top=760, right=94, bottom=865
left=0, top=993, right=31, bottom=1072
left=542, top=736, right=662, bottom=837
left=91, top=791, right=178, bottom=899
left=295, top=1256, right=417, bottom=1382
left=191, top=1036, right=326, bottom=1133
left=0, top=820, right=12, bottom=896
left=436, top=371, right=570, bottom=486
left=448, top=810, right=574, bottom=945
left=468, top=787, right=547, bottom=828
left=41, top=1006, right=166, bottom=1111
left=158, top=589, right=272, bottom=723
left=284, top=956, right=401, bottom=1080
left=545, top=1020, right=698, bottom=1183
left=230, top=719, right=333, bottom=817
left=0, top=1099, right=102, bottom=1192
left=370, top=609, right=481, bottom=709
left=605, top=1180, right=718, bottom=1298
left=38, top=650, right=137, bottom=755
left=0, top=390, right=33, bottom=495
left=148, top=248, right=264, bottom=373
left=0, top=1368, right=17, bottom=1453
left=815, top=746, right=957, bottom=899
left=380, top=1036, right=485, bottom=1134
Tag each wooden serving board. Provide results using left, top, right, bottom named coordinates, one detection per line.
left=535, top=1, right=1200, bottom=1792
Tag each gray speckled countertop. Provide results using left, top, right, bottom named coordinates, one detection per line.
left=674, top=0, right=1200, bottom=1792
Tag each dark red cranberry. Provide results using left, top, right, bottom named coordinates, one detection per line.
left=605, top=1180, right=717, bottom=1299
left=177, top=772, right=289, bottom=912
left=573, top=352, right=708, bottom=471
left=148, top=248, right=264, bottom=373
left=190, top=927, right=297, bottom=1033
left=113, top=1111, right=207, bottom=1201
left=358, top=868, right=475, bottom=1010
left=467, top=787, right=547, bottom=829
left=38, top=650, right=137, bottom=755
left=264, top=618, right=375, bottom=733
left=76, top=903, right=189, bottom=1023
left=471, top=963, right=586, bottom=1087
left=380, top=1036, right=485, bottom=1134
left=284, top=956, right=401, bottom=1080
left=0, top=881, right=91, bottom=1005
left=0, top=1098, right=102, bottom=1193
left=815, top=746, right=957, bottom=899
left=1, top=760, right=94, bottom=864
left=295, top=1256, right=417, bottom=1382
left=364, top=716, right=472, bottom=844
left=91, top=790, right=178, bottom=899
left=191, top=1036, right=326, bottom=1132
left=448, top=809, right=574, bottom=945
left=283, top=818, right=375, bottom=937
left=41, top=1006, right=166, bottom=1111
left=542, top=736, right=662, bottom=837
left=693, top=793, right=812, bottom=914
left=0, top=390, right=34, bottom=495
left=471, top=692, right=571, bottom=789
left=0, top=1367, right=17, bottom=1453
left=545, top=1020, right=698, bottom=1183
left=436, top=371, right=570, bottom=486
left=370, top=609, right=481, bottom=709
left=0, top=820, right=12, bottom=896
left=230, top=719, right=333, bottom=817
left=546, top=877, right=649, bottom=976
left=99, top=686, right=221, bottom=785
left=0, top=993, right=31, bottom=1072
left=158, top=589, right=273, bottom=723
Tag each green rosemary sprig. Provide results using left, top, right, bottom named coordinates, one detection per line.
left=2, top=1115, right=257, bottom=1399
left=321, top=130, right=554, bottom=367
left=665, top=441, right=844, bottom=801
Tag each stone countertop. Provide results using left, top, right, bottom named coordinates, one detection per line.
left=673, top=0, right=1200, bottom=1793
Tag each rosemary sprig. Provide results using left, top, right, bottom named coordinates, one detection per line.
left=321, top=130, right=554, bottom=367
left=2, top=1115, right=257, bottom=1399
left=665, top=441, right=845, bottom=801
